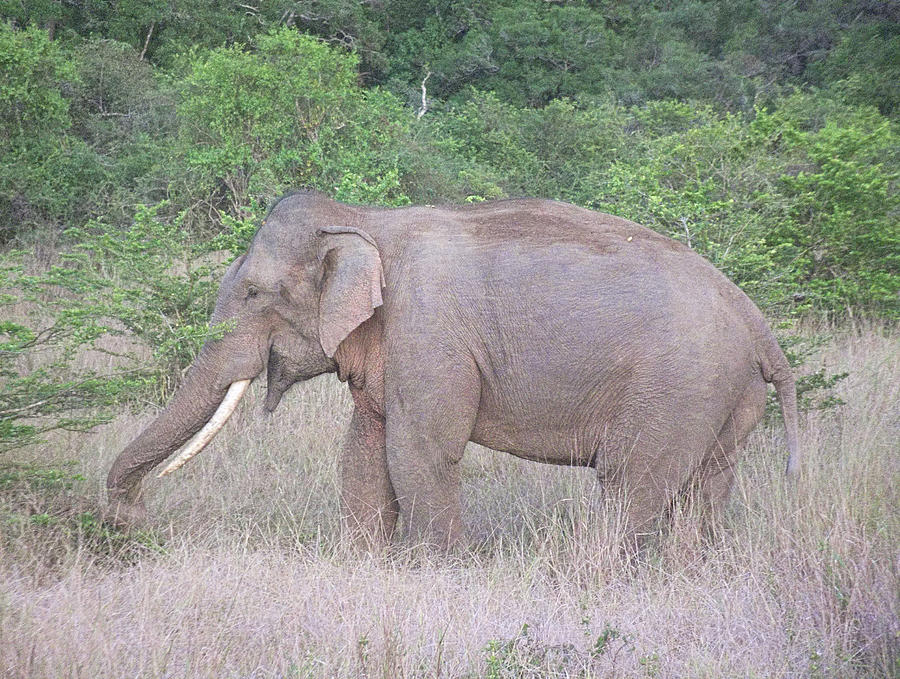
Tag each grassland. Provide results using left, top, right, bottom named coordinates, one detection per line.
left=1, top=324, right=897, bottom=678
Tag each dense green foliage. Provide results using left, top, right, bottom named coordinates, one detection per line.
left=175, top=28, right=410, bottom=221
left=1, top=2, right=897, bottom=450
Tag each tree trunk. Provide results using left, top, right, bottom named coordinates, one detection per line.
left=139, top=22, right=155, bottom=61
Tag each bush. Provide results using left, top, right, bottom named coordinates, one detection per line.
left=0, top=22, right=104, bottom=244
left=1, top=202, right=227, bottom=453
left=67, top=39, right=176, bottom=212
left=588, top=97, right=899, bottom=317
left=759, top=103, right=900, bottom=317
left=424, top=92, right=629, bottom=203
left=809, top=21, right=900, bottom=115
left=174, top=27, right=411, bottom=229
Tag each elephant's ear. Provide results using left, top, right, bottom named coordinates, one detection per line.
left=317, top=225, right=385, bottom=358
left=221, top=254, right=245, bottom=288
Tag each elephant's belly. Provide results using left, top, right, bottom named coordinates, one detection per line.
left=469, top=416, right=597, bottom=467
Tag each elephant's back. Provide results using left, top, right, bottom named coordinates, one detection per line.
left=383, top=197, right=767, bottom=368
left=438, top=199, right=689, bottom=255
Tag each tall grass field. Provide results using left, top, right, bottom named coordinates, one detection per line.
left=1, top=325, right=897, bottom=678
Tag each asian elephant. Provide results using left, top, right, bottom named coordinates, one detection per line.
left=106, top=190, right=799, bottom=549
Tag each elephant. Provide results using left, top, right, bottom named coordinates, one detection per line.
left=106, top=190, right=799, bottom=550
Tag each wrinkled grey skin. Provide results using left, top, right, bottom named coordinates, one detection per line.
left=107, top=190, right=799, bottom=549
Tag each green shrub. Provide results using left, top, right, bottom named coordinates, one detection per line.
left=809, top=21, right=900, bottom=115
left=759, top=104, right=900, bottom=317
left=589, top=97, right=899, bottom=317
left=425, top=92, right=629, bottom=203
left=67, top=39, right=176, bottom=210
left=174, top=27, right=411, bottom=229
left=1, top=202, right=226, bottom=453
left=0, top=22, right=104, bottom=244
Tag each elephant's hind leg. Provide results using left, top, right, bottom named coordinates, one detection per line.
left=599, top=396, right=740, bottom=554
left=608, top=454, right=695, bottom=555
left=600, top=426, right=702, bottom=555
left=690, top=379, right=767, bottom=529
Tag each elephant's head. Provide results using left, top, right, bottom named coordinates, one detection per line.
left=105, top=192, right=385, bottom=522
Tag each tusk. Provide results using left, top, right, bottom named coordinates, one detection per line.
left=157, top=379, right=251, bottom=478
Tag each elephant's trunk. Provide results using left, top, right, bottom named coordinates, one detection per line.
left=105, top=349, right=252, bottom=521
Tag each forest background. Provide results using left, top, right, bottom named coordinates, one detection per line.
left=1, top=0, right=898, bottom=442
left=0, top=3, right=898, bottom=677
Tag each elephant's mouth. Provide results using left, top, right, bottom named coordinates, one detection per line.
left=264, top=383, right=287, bottom=413
left=263, top=346, right=291, bottom=413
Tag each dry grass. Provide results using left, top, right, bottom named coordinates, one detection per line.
left=1, top=325, right=897, bottom=678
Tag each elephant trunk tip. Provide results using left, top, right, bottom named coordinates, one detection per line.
left=103, top=490, right=148, bottom=530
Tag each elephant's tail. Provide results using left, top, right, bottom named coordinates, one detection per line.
left=772, top=371, right=800, bottom=476
left=759, top=333, right=801, bottom=476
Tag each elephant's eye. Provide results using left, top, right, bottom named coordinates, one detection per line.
left=246, top=284, right=259, bottom=299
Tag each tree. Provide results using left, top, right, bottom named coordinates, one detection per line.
left=1, top=203, right=227, bottom=453
left=174, top=27, right=410, bottom=228
left=0, top=22, right=102, bottom=244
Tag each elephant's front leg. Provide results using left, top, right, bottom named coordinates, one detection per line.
left=384, top=355, right=480, bottom=550
left=340, top=388, right=398, bottom=549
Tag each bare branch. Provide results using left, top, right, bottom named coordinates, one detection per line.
left=0, top=397, right=54, bottom=418
left=417, top=71, right=432, bottom=120
left=139, top=21, right=154, bottom=61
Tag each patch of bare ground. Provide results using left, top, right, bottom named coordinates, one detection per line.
left=1, top=325, right=897, bottom=677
